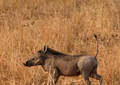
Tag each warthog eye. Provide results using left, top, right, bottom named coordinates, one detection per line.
left=32, top=58, right=35, bottom=60
left=38, top=50, right=43, bottom=53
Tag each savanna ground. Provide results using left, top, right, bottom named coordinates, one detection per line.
left=0, top=0, right=120, bottom=85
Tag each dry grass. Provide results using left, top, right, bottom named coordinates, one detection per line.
left=0, top=0, right=120, bottom=85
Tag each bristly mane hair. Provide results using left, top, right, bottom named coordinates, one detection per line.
left=46, top=47, right=87, bottom=57
left=46, top=47, right=68, bottom=56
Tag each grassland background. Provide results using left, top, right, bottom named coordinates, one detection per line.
left=0, top=0, right=120, bottom=85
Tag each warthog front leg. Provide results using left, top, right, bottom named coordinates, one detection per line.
left=50, top=68, right=60, bottom=83
left=47, top=68, right=60, bottom=85
left=43, top=63, right=60, bottom=85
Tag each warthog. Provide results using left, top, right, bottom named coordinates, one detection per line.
left=24, top=35, right=102, bottom=85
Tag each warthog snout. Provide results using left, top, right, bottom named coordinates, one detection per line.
left=24, top=47, right=48, bottom=67
left=23, top=61, right=33, bottom=67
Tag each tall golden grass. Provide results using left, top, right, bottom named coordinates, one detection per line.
left=0, top=0, right=120, bottom=85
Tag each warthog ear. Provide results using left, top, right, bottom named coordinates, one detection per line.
left=44, top=45, right=48, bottom=53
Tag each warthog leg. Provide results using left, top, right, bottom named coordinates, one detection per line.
left=48, top=68, right=60, bottom=85
left=52, top=68, right=60, bottom=83
left=82, top=71, right=91, bottom=85
left=90, top=67, right=102, bottom=85
left=44, top=64, right=60, bottom=85
left=90, top=73, right=102, bottom=85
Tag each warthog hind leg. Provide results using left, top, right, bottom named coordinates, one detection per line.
left=90, top=73, right=102, bottom=85
left=82, top=71, right=91, bottom=85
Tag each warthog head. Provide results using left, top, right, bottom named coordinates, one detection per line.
left=24, top=46, right=48, bottom=67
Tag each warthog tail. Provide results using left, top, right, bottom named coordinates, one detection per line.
left=94, top=34, right=99, bottom=58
